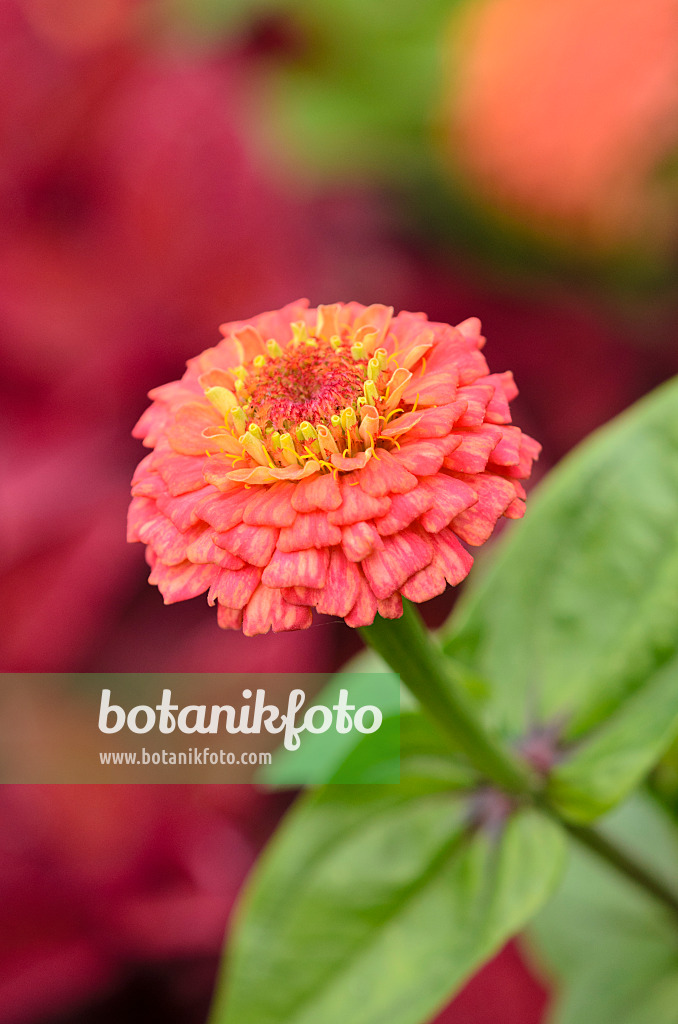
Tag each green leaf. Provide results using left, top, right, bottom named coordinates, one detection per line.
left=443, top=376, right=678, bottom=816
left=528, top=794, right=678, bottom=1024
left=548, top=658, right=678, bottom=821
left=209, top=786, right=566, bottom=1024
left=259, top=672, right=402, bottom=787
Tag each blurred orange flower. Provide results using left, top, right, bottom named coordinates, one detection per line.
left=442, top=0, right=678, bottom=252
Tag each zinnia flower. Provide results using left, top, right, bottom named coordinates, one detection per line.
left=128, top=300, right=539, bottom=635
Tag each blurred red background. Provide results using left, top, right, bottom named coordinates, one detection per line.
left=1, top=0, right=677, bottom=1021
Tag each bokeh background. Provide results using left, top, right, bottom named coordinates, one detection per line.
left=1, top=0, right=677, bottom=1020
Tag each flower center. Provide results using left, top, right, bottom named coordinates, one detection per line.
left=202, top=311, right=413, bottom=478
left=244, top=338, right=366, bottom=429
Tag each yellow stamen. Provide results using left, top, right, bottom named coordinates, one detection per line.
left=317, top=424, right=339, bottom=457
left=340, top=407, right=357, bottom=431
left=279, top=433, right=301, bottom=466
left=291, top=321, right=308, bottom=345
left=377, top=434, right=401, bottom=449
left=367, top=358, right=381, bottom=382
left=205, top=386, right=239, bottom=418
left=363, top=379, right=379, bottom=405
left=299, top=421, right=317, bottom=442
left=230, top=407, right=247, bottom=434
left=353, top=326, right=378, bottom=357
left=241, top=432, right=271, bottom=467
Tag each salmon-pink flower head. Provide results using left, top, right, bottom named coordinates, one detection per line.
left=127, top=301, right=540, bottom=635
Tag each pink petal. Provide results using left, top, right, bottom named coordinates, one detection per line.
left=133, top=403, right=170, bottom=446
left=291, top=472, right=342, bottom=513
left=242, top=585, right=312, bottom=635
left=243, top=483, right=298, bottom=527
left=487, top=425, right=522, bottom=467
left=197, top=367, right=237, bottom=391
left=455, top=316, right=483, bottom=343
left=194, top=489, right=251, bottom=532
left=283, top=586, right=319, bottom=607
left=353, top=303, right=394, bottom=345
left=271, top=599, right=313, bottom=633
left=314, top=548, right=362, bottom=617
left=328, top=478, right=391, bottom=526
left=342, top=522, right=384, bottom=562
left=344, top=576, right=379, bottom=628
left=217, top=606, right=244, bottom=630
left=156, top=486, right=214, bottom=531
left=208, top=565, right=262, bottom=608
left=330, top=451, right=372, bottom=471
left=400, top=564, right=448, bottom=603
left=392, top=437, right=462, bottom=476
left=149, top=560, right=216, bottom=603
left=504, top=497, right=526, bottom=519
left=166, top=402, right=221, bottom=456
left=138, top=512, right=192, bottom=566
left=451, top=474, right=516, bottom=545
left=261, top=547, right=330, bottom=589
left=156, top=450, right=207, bottom=496
left=430, top=530, right=474, bottom=585
left=455, top=385, right=496, bottom=427
left=421, top=330, right=473, bottom=374
left=376, top=594, right=403, bottom=619
left=127, top=497, right=155, bottom=543
left=443, top=426, right=502, bottom=474
left=131, top=451, right=157, bottom=484
left=358, top=450, right=418, bottom=497
left=362, top=528, right=433, bottom=600
left=449, top=348, right=490, bottom=385
left=484, top=372, right=518, bottom=423
left=418, top=475, right=478, bottom=532
left=131, top=470, right=166, bottom=499
left=277, top=512, right=342, bottom=552
left=388, top=310, right=429, bottom=351
left=375, top=486, right=434, bottom=536
left=204, top=454, right=245, bottom=491
left=216, top=523, right=279, bottom=566
left=186, top=529, right=245, bottom=569
left=382, top=401, right=467, bottom=440
left=506, top=434, right=542, bottom=478
left=232, top=325, right=267, bottom=361
left=402, top=370, right=459, bottom=407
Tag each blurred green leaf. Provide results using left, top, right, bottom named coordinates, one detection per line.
left=210, top=786, right=565, bottom=1024
left=548, top=657, right=678, bottom=822
left=442, top=376, right=678, bottom=817
left=528, top=794, right=678, bottom=1024
left=261, top=663, right=479, bottom=787
left=256, top=0, right=463, bottom=184
left=260, top=672, right=403, bottom=787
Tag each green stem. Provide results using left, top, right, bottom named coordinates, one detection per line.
left=360, top=601, right=536, bottom=795
left=566, top=821, right=678, bottom=919
left=361, top=602, right=678, bottom=924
